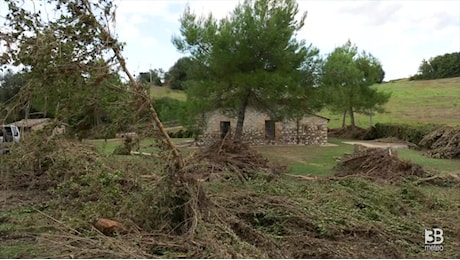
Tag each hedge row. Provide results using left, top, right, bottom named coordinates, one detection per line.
left=365, top=123, right=440, bottom=144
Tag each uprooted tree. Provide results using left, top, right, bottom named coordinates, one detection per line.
left=0, top=0, right=291, bottom=240
left=173, top=0, right=323, bottom=139
left=0, top=0, right=182, bottom=163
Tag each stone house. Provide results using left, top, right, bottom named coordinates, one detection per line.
left=199, top=107, right=329, bottom=145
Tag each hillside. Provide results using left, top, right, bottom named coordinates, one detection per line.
left=150, top=86, right=187, bottom=101
left=149, top=77, right=460, bottom=128
left=323, top=77, right=460, bottom=128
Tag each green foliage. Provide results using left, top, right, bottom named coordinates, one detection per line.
left=0, top=0, right=135, bottom=136
left=410, top=52, right=460, bottom=80
left=173, top=0, right=322, bottom=137
left=365, top=123, right=439, bottom=144
left=165, top=57, right=197, bottom=90
left=0, top=69, right=42, bottom=122
left=321, top=40, right=390, bottom=127
left=154, top=97, right=187, bottom=123
left=167, top=129, right=194, bottom=138
left=0, top=70, right=25, bottom=103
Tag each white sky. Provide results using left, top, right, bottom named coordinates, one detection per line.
left=114, top=0, right=460, bottom=81
left=1, top=0, right=459, bottom=81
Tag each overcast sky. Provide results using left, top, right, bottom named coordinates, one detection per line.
left=0, top=0, right=459, bottom=81
left=114, top=0, right=460, bottom=81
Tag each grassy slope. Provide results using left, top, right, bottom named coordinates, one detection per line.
left=324, top=77, right=460, bottom=128
left=147, top=77, right=460, bottom=128
left=150, top=86, right=187, bottom=101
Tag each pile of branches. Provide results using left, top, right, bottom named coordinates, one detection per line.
left=419, top=126, right=460, bottom=159
left=328, top=126, right=368, bottom=139
left=0, top=133, right=103, bottom=190
left=335, top=146, right=427, bottom=182
left=191, top=137, right=286, bottom=181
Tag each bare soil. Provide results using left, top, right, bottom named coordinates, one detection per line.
left=343, top=140, right=409, bottom=149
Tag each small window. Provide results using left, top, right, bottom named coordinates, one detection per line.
left=265, top=120, right=275, bottom=139
left=220, top=121, right=231, bottom=139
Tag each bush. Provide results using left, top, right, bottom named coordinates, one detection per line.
left=168, top=129, right=194, bottom=138
left=364, top=123, right=440, bottom=144
left=155, top=97, right=187, bottom=122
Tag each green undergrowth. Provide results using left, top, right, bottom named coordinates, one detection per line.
left=1, top=133, right=459, bottom=258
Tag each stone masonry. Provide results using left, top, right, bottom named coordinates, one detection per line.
left=198, top=107, right=328, bottom=146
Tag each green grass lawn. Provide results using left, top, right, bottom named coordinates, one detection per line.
left=254, top=138, right=354, bottom=176
left=87, top=137, right=460, bottom=176
left=86, top=137, right=194, bottom=155
left=322, top=77, right=460, bottom=128
left=397, top=149, right=460, bottom=174
left=255, top=137, right=460, bottom=176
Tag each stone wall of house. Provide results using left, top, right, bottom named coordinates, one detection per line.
left=198, top=108, right=328, bottom=146
left=279, top=122, right=328, bottom=145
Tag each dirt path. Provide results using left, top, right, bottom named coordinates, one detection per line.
left=342, top=141, right=408, bottom=149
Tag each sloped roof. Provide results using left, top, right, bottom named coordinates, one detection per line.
left=307, top=113, right=330, bottom=121
left=12, top=118, right=51, bottom=128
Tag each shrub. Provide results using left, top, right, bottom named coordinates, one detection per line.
left=364, top=123, right=440, bottom=144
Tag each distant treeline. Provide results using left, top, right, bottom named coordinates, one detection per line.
left=410, top=52, right=460, bottom=80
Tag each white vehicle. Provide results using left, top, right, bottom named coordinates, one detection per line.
left=0, top=125, right=21, bottom=154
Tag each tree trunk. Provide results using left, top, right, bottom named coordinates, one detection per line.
left=369, top=111, right=373, bottom=127
left=296, top=119, right=300, bottom=144
left=234, top=94, right=250, bottom=140
left=349, top=107, right=356, bottom=128
left=341, top=110, right=347, bottom=128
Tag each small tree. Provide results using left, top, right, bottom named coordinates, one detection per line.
left=321, top=40, right=390, bottom=128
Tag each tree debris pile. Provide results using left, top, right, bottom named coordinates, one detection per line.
left=328, top=126, right=368, bottom=139
left=418, top=126, right=460, bottom=159
left=0, top=133, right=152, bottom=221
left=335, top=146, right=427, bottom=181
left=0, top=134, right=102, bottom=190
left=192, top=138, right=286, bottom=180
